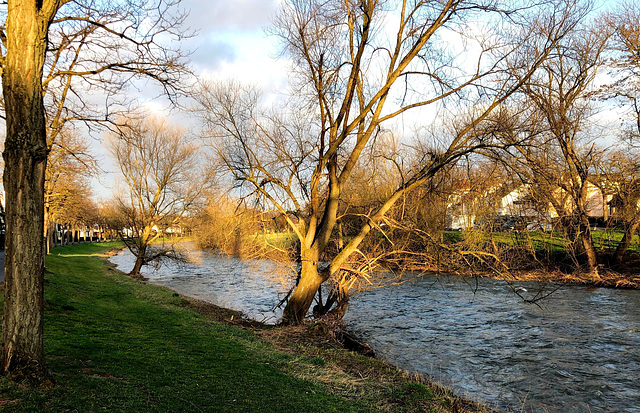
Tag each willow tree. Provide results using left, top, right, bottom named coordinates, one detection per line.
left=199, top=0, right=584, bottom=324
left=0, top=0, right=191, bottom=378
left=109, top=116, right=207, bottom=278
left=487, top=13, right=609, bottom=277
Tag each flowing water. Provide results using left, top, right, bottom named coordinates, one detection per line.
left=110, top=247, right=640, bottom=412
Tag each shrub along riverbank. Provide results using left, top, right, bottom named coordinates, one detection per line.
left=0, top=242, right=487, bottom=412
left=200, top=229, right=640, bottom=290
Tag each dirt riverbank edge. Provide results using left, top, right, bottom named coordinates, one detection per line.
left=471, top=267, right=640, bottom=289
left=178, top=296, right=492, bottom=413
left=102, top=247, right=491, bottom=412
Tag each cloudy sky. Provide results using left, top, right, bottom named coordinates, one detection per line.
left=90, top=0, right=622, bottom=198
left=182, top=0, right=285, bottom=82
left=127, top=0, right=289, bottom=115
left=92, top=0, right=289, bottom=197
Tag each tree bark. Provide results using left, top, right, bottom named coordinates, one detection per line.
left=282, top=259, right=325, bottom=324
left=129, top=242, right=147, bottom=279
left=130, top=255, right=145, bottom=278
left=579, top=214, right=599, bottom=278
left=1, top=0, right=59, bottom=378
left=614, top=216, right=640, bottom=265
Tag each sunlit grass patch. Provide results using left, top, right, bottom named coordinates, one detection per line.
left=0, top=242, right=487, bottom=412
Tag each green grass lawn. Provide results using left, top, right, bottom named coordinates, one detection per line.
left=444, top=229, right=640, bottom=255
left=254, top=232, right=296, bottom=249
left=0, top=242, right=479, bottom=412
left=0, top=242, right=371, bottom=412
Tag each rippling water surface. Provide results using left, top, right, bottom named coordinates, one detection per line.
left=110, top=246, right=640, bottom=412
left=109, top=246, right=290, bottom=323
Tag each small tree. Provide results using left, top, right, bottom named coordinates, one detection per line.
left=108, top=115, right=207, bottom=278
left=496, top=16, right=609, bottom=277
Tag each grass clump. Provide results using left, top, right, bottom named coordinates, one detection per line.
left=256, top=323, right=487, bottom=413
left=0, top=242, right=486, bottom=412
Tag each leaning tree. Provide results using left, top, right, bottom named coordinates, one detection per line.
left=199, top=0, right=587, bottom=324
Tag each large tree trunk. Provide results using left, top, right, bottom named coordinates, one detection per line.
left=129, top=255, right=145, bottom=278
left=129, top=242, right=147, bottom=279
left=280, top=162, right=432, bottom=325
left=1, top=0, right=56, bottom=378
left=579, top=214, right=599, bottom=279
left=282, top=259, right=324, bottom=324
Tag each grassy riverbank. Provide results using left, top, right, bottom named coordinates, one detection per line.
left=0, top=242, right=487, bottom=412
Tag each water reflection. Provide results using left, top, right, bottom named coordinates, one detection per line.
left=110, top=247, right=640, bottom=413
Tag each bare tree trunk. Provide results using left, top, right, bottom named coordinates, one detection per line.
left=282, top=259, right=324, bottom=324
left=44, top=225, right=52, bottom=254
left=614, top=216, right=640, bottom=265
left=579, top=214, right=599, bottom=278
left=130, top=255, right=145, bottom=278
left=43, top=209, right=56, bottom=253
left=128, top=241, right=149, bottom=279
left=44, top=210, right=50, bottom=254
left=1, top=0, right=55, bottom=378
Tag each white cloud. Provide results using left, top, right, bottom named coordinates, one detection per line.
left=181, top=0, right=280, bottom=33
left=183, top=0, right=289, bottom=94
left=93, top=1, right=290, bottom=198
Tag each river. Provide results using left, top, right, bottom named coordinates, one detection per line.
left=109, top=247, right=640, bottom=412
